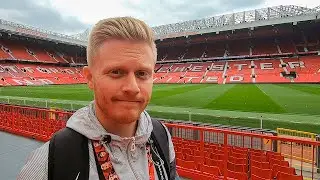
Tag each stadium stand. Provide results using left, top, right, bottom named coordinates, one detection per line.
left=1, top=9, right=320, bottom=86
left=0, top=63, right=85, bottom=85
left=152, top=57, right=320, bottom=84
left=0, top=103, right=316, bottom=180
left=0, top=4, right=320, bottom=180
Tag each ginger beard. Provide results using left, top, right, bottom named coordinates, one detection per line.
left=86, top=39, right=154, bottom=125
left=93, top=85, right=151, bottom=125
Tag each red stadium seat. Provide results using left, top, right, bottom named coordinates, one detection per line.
left=251, top=166, right=272, bottom=179
left=251, top=174, right=272, bottom=180
left=251, top=159, right=270, bottom=169
left=226, top=170, right=248, bottom=180
left=227, top=161, right=247, bottom=173
left=228, top=156, right=247, bottom=165
left=251, top=154, right=268, bottom=162
left=175, top=152, right=184, bottom=160
left=272, top=164, right=296, bottom=177
left=176, top=159, right=197, bottom=169
left=277, top=172, right=303, bottom=180
left=269, top=158, right=289, bottom=167
left=199, top=164, right=222, bottom=176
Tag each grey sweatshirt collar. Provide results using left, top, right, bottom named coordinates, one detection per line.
left=66, top=101, right=153, bottom=146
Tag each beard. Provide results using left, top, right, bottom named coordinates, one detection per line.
left=95, top=95, right=146, bottom=125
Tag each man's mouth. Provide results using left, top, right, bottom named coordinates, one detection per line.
left=115, top=99, right=142, bottom=103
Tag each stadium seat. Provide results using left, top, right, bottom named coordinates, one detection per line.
left=251, top=174, right=272, bottom=180
left=176, top=159, right=198, bottom=170
left=251, top=154, right=268, bottom=162
left=271, top=164, right=296, bottom=177
left=251, top=159, right=270, bottom=169
left=228, top=156, right=247, bottom=165
left=276, top=172, right=303, bottom=180
left=251, top=166, right=272, bottom=179
left=227, top=161, right=247, bottom=173
left=269, top=158, right=289, bottom=167
left=199, top=164, right=222, bottom=176
left=175, top=152, right=184, bottom=160
left=226, top=170, right=248, bottom=180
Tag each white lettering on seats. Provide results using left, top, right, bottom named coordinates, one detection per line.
left=0, top=66, right=5, bottom=73
left=36, top=67, right=48, bottom=73
left=191, top=66, right=203, bottom=72
left=230, top=76, right=244, bottom=82
left=2, top=65, right=18, bottom=73
left=205, top=76, right=218, bottom=83
left=38, top=79, right=54, bottom=85
left=64, top=69, right=74, bottom=74
left=288, top=61, right=304, bottom=69
left=234, top=64, right=248, bottom=71
left=157, top=67, right=169, bottom=73
left=24, top=67, right=34, bottom=73
left=12, top=79, right=34, bottom=85
left=184, top=77, right=199, bottom=82
left=12, top=78, right=53, bottom=85
left=260, top=63, right=274, bottom=70
left=173, top=66, right=186, bottom=72
left=49, top=68, right=59, bottom=73
left=210, top=65, right=224, bottom=71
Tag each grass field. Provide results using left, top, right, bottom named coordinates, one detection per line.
left=1, top=84, right=320, bottom=133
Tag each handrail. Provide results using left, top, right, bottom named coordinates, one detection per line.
left=164, top=123, right=320, bottom=146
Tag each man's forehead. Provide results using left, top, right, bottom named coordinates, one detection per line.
left=99, top=39, right=152, bottom=52
left=93, top=40, right=154, bottom=67
left=101, top=60, right=154, bottom=69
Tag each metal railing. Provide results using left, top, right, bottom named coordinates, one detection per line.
left=1, top=103, right=320, bottom=179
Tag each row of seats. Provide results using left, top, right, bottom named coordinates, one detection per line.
left=0, top=63, right=85, bottom=86
left=154, top=56, right=320, bottom=84
left=0, top=103, right=312, bottom=179
left=0, top=40, right=81, bottom=64
left=157, top=38, right=318, bottom=61
left=1, top=37, right=317, bottom=65
left=0, top=55, right=319, bottom=86
left=0, top=105, right=71, bottom=141
left=172, top=137, right=304, bottom=180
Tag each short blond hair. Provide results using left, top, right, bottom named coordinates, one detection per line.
left=87, top=16, right=157, bottom=66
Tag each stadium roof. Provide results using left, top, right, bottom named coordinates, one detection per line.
left=0, top=4, right=319, bottom=46
left=152, top=5, right=320, bottom=39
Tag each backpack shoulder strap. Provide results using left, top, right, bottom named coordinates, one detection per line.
left=48, top=127, right=89, bottom=180
left=150, top=118, right=170, bottom=179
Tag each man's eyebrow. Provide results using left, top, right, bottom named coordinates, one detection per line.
left=101, top=64, right=153, bottom=72
left=137, top=65, right=153, bottom=71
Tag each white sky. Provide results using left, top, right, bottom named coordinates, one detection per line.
left=48, top=0, right=319, bottom=26
left=0, top=0, right=318, bottom=34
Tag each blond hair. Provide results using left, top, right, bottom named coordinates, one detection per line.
left=87, top=17, right=157, bottom=66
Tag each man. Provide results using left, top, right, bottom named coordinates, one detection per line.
left=18, top=17, right=177, bottom=180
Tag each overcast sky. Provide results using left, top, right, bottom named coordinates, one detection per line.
left=0, top=0, right=318, bottom=35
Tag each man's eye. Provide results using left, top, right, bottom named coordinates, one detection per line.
left=136, top=71, right=150, bottom=78
left=111, top=70, right=121, bottom=74
left=109, top=70, right=123, bottom=77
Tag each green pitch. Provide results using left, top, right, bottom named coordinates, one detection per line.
left=1, top=84, right=320, bottom=133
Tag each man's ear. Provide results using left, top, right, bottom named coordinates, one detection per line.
left=83, top=66, right=94, bottom=90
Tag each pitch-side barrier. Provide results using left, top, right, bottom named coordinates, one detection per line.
left=1, top=104, right=320, bottom=179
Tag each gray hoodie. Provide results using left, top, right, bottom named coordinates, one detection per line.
left=17, top=101, right=176, bottom=180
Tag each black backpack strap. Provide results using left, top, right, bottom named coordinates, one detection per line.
left=150, top=118, right=171, bottom=179
left=48, top=127, right=89, bottom=180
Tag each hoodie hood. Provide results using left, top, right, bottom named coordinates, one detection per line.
left=66, top=101, right=153, bottom=146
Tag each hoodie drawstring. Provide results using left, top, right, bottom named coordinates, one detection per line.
left=130, top=137, right=136, bottom=152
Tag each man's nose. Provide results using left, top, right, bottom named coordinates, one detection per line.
left=122, top=73, right=140, bottom=94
